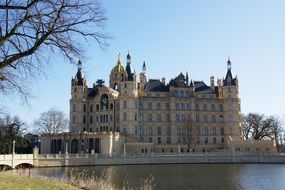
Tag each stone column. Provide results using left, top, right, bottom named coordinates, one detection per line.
left=65, top=141, right=68, bottom=154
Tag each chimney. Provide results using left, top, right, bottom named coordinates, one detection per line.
left=162, top=77, right=166, bottom=85
left=210, top=76, right=214, bottom=91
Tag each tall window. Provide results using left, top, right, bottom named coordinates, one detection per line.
left=123, top=113, right=127, bottom=121
left=90, top=105, right=93, bottom=112
left=157, top=102, right=161, bottom=110
left=213, top=137, right=217, bottom=144
left=139, top=114, right=144, bottom=122
left=123, top=101, right=127, bottom=109
left=157, top=126, right=161, bottom=135
left=181, top=103, right=185, bottom=110
left=148, top=102, right=152, bottom=110
left=83, top=104, right=86, bottom=112
left=204, top=127, right=208, bottom=135
left=176, top=103, right=180, bottom=110
left=166, top=114, right=170, bottom=122
left=221, top=127, right=224, bottom=135
left=203, top=115, right=208, bottom=123
left=139, top=101, right=144, bottom=109
left=195, top=103, right=199, bottom=111
left=157, top=137, right=161, bottom=144
left=212, top=115, right=216, bottom=123
left=165, top=103, right=169, bottom=110
left=148, top=114, right=152, bottom=122
left=187, top=103, right=191, bottom=110
left=205, top=137, right=208, bottom=144
left=83, top=115, right=86, bottom=124
left=203, top=104, right=207, bottom=111
left=212, top=127, right=216, bottom=135
left=211, top=104, right=215, bottom=111
left=148, top=126, right=153, bottom=135
left=176, top=114, right=181, bottom=122
left=90, top=116, right=93, bottom=124
left=157, top=114, right=161, bottom=122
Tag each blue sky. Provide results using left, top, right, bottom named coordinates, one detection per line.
left=1, top=1, right=285, bottom=127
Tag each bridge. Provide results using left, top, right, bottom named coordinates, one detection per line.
left=0, top=154, right=34, bottom=169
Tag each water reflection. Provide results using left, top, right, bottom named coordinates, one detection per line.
left=31, top=164, right=285, bottom=190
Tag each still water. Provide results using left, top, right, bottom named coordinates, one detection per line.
left=32, top=164, right=285, bottom=190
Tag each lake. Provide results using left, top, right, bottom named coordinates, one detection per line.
left=31, top=164, right=285, bottom=190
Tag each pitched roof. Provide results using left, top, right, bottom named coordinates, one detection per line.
left=145, top=79, right=169, bottom=92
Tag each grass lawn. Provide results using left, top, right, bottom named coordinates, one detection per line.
left=0, top=172, right=78, bottom=190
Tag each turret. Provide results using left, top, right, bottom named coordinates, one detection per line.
left=210, top=76, right=215, bottom=91
left=71, top=60, right=87, bottom=99
left=222, top=58, right=239, bottom=99
left=139, top=61, right=147, bottom=96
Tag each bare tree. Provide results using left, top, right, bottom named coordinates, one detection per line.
left=0, top=0, right=108, bottom=100
left=34, top=108, right=68, bottom=134
left=0, top=114, right=28, bottom=154
left=242, top=113, right=284, bottom=147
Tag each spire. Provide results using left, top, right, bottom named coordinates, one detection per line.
left=190, top=80, right=194, bottom=87
left=142, top=61, right=146, bottom=73
left=227, top=57, right=232, bottom=71
left=126, top=51, right=131, bottom=66
left=186, top=72, right=189, bottom=85
left=117, top=52, right=121, bottom=65
left=77, top=59, right=82, bottom=70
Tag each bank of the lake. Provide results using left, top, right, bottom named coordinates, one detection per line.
left=0, top=172, right=77, bottom=190
left=31, top=163, right=285, bottom=190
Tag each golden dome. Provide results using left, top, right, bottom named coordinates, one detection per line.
left=111, top=53, right=125, bottom=73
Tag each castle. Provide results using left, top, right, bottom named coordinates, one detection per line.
left=40, top=53, right=276, bottom=155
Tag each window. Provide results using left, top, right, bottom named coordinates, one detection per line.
left=211, top=104, right=215, bottom=111
left=203, top=104, right=207, bottom=111
left=73, top=104, right=76, bottom=112
left=83, top=116, right=86, bottom=124
left=176, top=114, right=181, bottom=122
left=176, top=103, right=180, bottom=110
left=148, top=113, right=153, bottom=122
left=166, top=127, right=170, bottom=135
left=219, top=104, right=223, bottom=112
left=165, top=103, right=169, bottom=110
left=157, top=114, right=161, bottom=122
left=221, top=137, right=225, bottom=144
left=221, top=127, right=224, bottom=135
left=123, top=101, right=127, bottom=109
left=203, top=115, right=208, bottom=123
left=72, top=115, right=76, bottom=123
left=90, top=105, right=93, bottom=112
left=157, top=126, right=161, bottom=135
left=148, top=102, right=152, bottom=110
left=196, top=115, right=200, bottom=122
left=187, top=103, right=191, bottom=110
left=167, top=137, right=171, bottom=144
left=148, top=137, right=152, bottom=143
left=148, top=126, right=153, bottom=135
left=195, top=103, right=199, bottom=111
left=181, top=103, right=185, bottom=110
left=123, top=113, right=127, bottom=121
left=212, top=127, right=216, bottom=135
left=166, top=114, right=170, bottom=122
left=180, top=91, right=184, bottom=97
left=83, top=104, right=86, bottom=112
left=212, top=115, right=216, bottom=123
left=213, top=137, right=216, bottom=144
left=204, top=127, right=208, bottom=135
left=139, top=101, right=144, bottom=109
left=157, top=102, right=161, bottom=110
left=182, top=114, right=186, bottom=122
left=138, top=126, right=144, bottom=135
left=139, top=114, right=144, bottom=122
left=157, top=137, right=161, bottom=144
left=90, top=116, right=93, bottom=124
left=205, top=137, right=208, bottom=144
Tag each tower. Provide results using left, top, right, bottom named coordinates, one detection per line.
left=109, top=53, right=125, bottom=92
left=70, top=60, right=88, bottom=133
left=138, top=61, right=147, bottom=96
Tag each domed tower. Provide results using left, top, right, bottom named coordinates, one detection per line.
left=109, top=53, right=126, bottom=92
